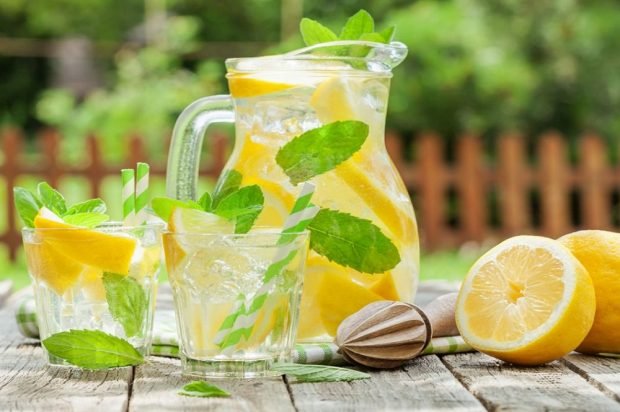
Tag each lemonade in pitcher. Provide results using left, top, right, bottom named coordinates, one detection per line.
left=166, top=13, right=419, bottom=342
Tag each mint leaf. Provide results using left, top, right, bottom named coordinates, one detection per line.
left=214, top=185, right=264, bottom=234
left=308, top=208, right=400, bottom=274
left=13, top=187, right=42, bottom=228
left=151, top=197, right=201, bottom=222
left=272, top=363, right=370, bottom=382
left=37, top=182, right=67, bottom=215
left=212, top=169, right=242, bottom=208
left=198, top=192, right=213, bottom=211
left=300, top=18, right=338, bottom=46
left=178, top=381, right=230, bottom=398
left=63, top=213, right=109, bottom=228
left=276, top=121, right=369, bottom=185
left=103, top=272, right=147, bottom=338
left=64, top=198, right=107, bottom=215
left=378, top=25, right=395, bottom=43
left=339, top=9, right=374, bottom=40
left=42, top=329, right=144, bottom=370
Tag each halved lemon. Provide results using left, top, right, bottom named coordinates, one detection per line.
left=456, top=235, right=596, bottom=365
left=34, top=207, right=137, bottom=275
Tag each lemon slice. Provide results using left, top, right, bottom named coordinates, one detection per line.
left=456, top=235, right=596, bottom=365
left=24, top=241, right=86, bottom=295
left=317, top=270, right=384, bottom=337
left=164, top=207, right=234, bottom=273
left=309, top=76, right=417, bottom=243
left=332, top=157, right=418, bottom=243
left=559, top=230, right=620, bottom=354
left=310, top=77, right=358, bottom=122
left=228, top=76, right=296, bottom=98
left=34, top=207, right=137, bottom=275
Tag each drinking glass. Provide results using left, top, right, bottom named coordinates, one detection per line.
left=23, top=222, right=163, bottom=366
left=163, top=230, right=309, bottom=378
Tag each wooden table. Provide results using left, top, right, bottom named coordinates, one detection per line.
left=3, top=295, right=620, bottom=411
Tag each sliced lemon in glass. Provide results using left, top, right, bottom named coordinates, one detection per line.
left=34, top=207, right=137, bottom=275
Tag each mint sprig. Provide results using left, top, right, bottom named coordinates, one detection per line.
left=151, top=198, right=202, bottom=222
left=65, top=198, right=107, bottom=215
left=212, top=169, right=243, bottom=208
left=300, top=9, right=394, bottom=56
left=300, top=18, right=338, bottom=46
left=13, top=187, right=42, bottom=227
left=178, top=381, right=230, bottom=398
left=276, top=121, right=369, bottom=185
left=63, top=213, right=110, bottom=228
left=339, top=9, right=374, bottom=40
left=213, top=185, right=264, bottom=234
left=152, top=170, right=264, bottom=234
left=41, top=329, right=144, bottom=370
left=37, top=182, right=67, bottom=216
left=308, top=208, right=400, bottom=274
left=272, top=363, right=371, bottom=382
left=13, top=182, right=109, bottom=228
left=103, top=272, right=147, bottom=338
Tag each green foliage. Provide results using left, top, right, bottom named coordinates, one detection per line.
left=35, top=16, right=223, bottom=162
left=384, top=0, right=620, bottom=140
left=0, top=0, right=143, bottom=40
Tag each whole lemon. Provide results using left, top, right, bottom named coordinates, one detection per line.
left=559, top=230, right=620, bottom=354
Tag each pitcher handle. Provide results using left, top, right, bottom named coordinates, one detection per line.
left=165, top=95, right=234, bottom=201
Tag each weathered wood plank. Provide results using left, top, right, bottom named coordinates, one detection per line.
left=0, top=308, right=131, bottom=412
left=564, top=353, right=620, bottom=402
left=129, top=356, right=295, bottom=411
left=288, top=355, right=484, bottom=412
left=443, top=352, right=620, bottom=411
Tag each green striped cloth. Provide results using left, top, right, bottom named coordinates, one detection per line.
left=14, top=287, right=473, bottom=365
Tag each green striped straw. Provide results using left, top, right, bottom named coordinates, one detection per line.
left=214, top=182, right=319, bottom=350
left=121, top=168, right=136, bottom=225
left=135, top=162, right=150, bottom=225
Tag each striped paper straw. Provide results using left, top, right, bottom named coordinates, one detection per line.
left=135, top=162, right=150, bottom=225
left=121, top=169, right=136, bottom=225
left=215, top=182, right=318, bottom=350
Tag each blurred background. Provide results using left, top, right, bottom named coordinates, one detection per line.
left=2, top=0, right=620, bottom=288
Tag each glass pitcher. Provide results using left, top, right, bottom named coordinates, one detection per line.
left=166, top=40, right=419, bottom=342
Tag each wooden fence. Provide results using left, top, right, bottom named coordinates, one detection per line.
left=2, top=127, right=619, bottom=261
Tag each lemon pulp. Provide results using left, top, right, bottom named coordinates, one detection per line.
left=456, top=235, right=595, bottom=365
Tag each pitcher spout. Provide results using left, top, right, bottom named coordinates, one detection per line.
left=287, top=40, right=408, bottom=72
left=226, top=41, right=408, bottom=75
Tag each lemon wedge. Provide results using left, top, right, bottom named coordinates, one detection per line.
left=228, top=76, right=296, bottom=98
left=456, top=235, right=596, bottom=365
left=34, top=207, right=137, bottom=275
left=24, top=240, right=86, bottom=295
left=164, top=207, right=234, bottom=273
